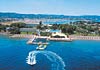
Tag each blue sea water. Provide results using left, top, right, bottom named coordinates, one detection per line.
left=0, top=35, right=100, bottom=70
left=43, top=20, right=77, bottom=24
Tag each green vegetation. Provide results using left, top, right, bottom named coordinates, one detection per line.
left=0, top=24, right=7, bottom=32
left=37, top=21, right=100, bottom=36
left=0, top=22, right=26, bottom=34
left=1, top=20, right=100, bottom=36
left=59, top=21, right=100, bottom=36
left=10, top=22, right=26, bottom=28
left=40, top=32, right=51, bottom=36
left=9, top=22, right=26, bottom=34
left=21, top=32, right=33, bottom=34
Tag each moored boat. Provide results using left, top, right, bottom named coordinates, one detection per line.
left=48, top=32, right=72, bottom=41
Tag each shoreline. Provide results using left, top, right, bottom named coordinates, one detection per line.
left=70, top=35, right=100, bottom=40
left=9, top=34, right=100, bottom=41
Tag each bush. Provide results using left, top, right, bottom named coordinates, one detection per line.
left=40, top=32, right=51, bottom=36
left=10, top=22, right=26, bottom=28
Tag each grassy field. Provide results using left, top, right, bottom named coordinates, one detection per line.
left=21, top=32, right=33, bottom=34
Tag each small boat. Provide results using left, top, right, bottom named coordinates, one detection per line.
left=27, top=37, right=49, bottom=50
left=36, top=44, right=47, bottom=50
left=49, top=32, right=72, bottom=42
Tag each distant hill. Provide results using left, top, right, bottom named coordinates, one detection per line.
left=0, top=12, right=100, bottom=20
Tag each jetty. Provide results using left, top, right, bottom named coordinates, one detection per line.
left=27, top=37, right=49, bottom=50
left=27, top=41, right=49, bottom=45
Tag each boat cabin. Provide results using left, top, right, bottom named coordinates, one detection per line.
left=51, top=32, right=67, bottom=38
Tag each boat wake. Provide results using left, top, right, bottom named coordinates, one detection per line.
left=26, top=51, right=66, bottom=70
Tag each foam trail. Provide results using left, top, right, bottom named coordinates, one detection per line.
left=26, top=52, right=36, bottom=65
left=26, top=51, right=66, bottom=70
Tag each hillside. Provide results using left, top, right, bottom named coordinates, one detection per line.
left=0, top=12, right=100, bottom=20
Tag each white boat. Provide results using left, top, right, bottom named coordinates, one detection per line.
left=49, top=32, right=72, bottom=41
left=36, top=44, right=47, bottom=50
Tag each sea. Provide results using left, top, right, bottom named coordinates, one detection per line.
left=0, top=35, right=100, bottom=70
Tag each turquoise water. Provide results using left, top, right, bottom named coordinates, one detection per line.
left=0, top=35, right=100, bottom=70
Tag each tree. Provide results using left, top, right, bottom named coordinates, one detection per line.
left=51, top=24, right=58, bottom=30
left=9, top=27, right=20, bottom=34
left=9, top=22, right=26, bottom=34
left=39, top=21, right=42, bottom=26
left=0, top=24, right=6, bottom=32
left=37, top=21, right=43, bottom=30
left=59, top=24, right=76, bottom=34
left=10, top=22, right=26, bottom=28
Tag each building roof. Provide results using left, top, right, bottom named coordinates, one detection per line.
left=20, top=28, right=37, bottom=32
